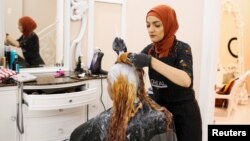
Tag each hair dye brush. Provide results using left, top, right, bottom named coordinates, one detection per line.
left=112, top=37, right=127, bottom=55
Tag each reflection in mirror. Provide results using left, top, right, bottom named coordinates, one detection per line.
left=4, top=0, right=68, bottom=72
left=215, top=0, right=248, bottom=124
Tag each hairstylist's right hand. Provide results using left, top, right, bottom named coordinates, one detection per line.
left=128, top=53, right=152, bottom=68
left=112, top=37, right=127, bottom=55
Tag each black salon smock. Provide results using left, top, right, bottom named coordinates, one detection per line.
left=17, top=32, right=44, bottom=67
left=142, top=39, right=202, bottom=141
left=70, top=102, right=177, bottom=141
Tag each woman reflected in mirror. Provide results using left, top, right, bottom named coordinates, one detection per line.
left=5, top=16, right=45, bottom=68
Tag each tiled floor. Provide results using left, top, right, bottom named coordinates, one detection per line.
left=214, top=98, right=250, bottom=124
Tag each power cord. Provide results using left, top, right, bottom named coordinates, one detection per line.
left=86, top=76, right=106, bottom=121
left=16, top=81, right=24, bottom=134
left=86, top=104, right=89, bottom=121
left=100, top=75, right=106, bottom=111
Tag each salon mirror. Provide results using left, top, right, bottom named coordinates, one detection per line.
left=217, top=0, right=245, bottom=84
left=219, top=0, right=239, bottom=66
left=3, top=0, right=70, bottom=72
left=219, top=0, right=245, bottom=76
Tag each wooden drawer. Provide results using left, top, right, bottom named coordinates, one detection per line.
left=23, top=87, right=97, bottom=110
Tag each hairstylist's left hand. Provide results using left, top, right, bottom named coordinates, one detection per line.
left=128, top=53, right=152, bottom=68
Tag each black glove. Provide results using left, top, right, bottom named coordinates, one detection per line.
left=128, top=53, right=152, bottom=68
left=112, top=37, right=127, bottom=55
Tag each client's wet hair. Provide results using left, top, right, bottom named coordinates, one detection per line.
left=106, top=53, right=172, bottom=141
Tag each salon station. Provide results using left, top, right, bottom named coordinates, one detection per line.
left=0, top=0, right=250, bottom=141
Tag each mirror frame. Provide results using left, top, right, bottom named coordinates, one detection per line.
left=1, top=0, right=71, bottom=73
left=221, top=0, right=244, bottom=76
left=0, top=1, right=5, bottom=57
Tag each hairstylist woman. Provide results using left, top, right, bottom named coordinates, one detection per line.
left=5, top=16, right=45, bottom=68
left=125, top=4, right=202, bottom=141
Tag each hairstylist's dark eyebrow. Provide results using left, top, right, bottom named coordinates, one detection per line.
left=146, top=21, right=161, bottom=24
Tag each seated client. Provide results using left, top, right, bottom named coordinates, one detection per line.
left=70, top=53, right=176, bottom=141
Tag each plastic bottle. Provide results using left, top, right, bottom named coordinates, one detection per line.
left=12, top=54, right=20, bottom=73
left=4, top=45, right=10, bottom=69
left=9, top=50, right=17, bottom=70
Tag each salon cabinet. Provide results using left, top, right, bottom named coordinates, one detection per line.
left=0, top=86, right=19, bottom=141
left=87, top=78, right=112, bottom=119
left=0, top=74, right=111, bottom=141
left=21, top=106, right=85, bottom=141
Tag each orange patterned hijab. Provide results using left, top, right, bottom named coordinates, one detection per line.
left=147, top=4, right=179, bottom=58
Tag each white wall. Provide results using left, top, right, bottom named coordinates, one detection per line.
left=0, top=0, right=4, bottom=57
left=93, top=2, right=123, bottom=73
left=242, top=0, right=250, bottom=92
left=4, top=0, right=22, bottom=39
left=199, top=1, right=221, bottom=141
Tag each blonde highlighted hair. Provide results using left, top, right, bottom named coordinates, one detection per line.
left=106, top=53, right=172, bottom=141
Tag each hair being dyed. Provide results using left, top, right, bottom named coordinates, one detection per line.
left=105, top=53, right=172, bottom=141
